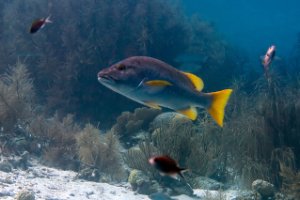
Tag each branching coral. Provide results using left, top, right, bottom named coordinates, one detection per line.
left=124, top=140, right=158, bottom=178
left=0, top=61, right=35, bottom=131
left=124, top=118, right=217, bottom=181
left=28, top=114, right=80, bottom=170
left=152, top=120, right=195, bottom=165
left=77, top=124, right=126, bottom=181
left=186, top=116, right=224, bottom=178
left=111, top=107, right=161, bottom=146
left=280, top=163, right=300, bottom=199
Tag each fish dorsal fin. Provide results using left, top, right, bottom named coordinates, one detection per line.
left=144, top=80, right=172, bottom=87
left=143, top=101, right=162, bottom=110
left=182, top=72, right=204, bottom=91
left=177, top=107, right=197, bottom=120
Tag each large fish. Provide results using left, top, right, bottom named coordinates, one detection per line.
left=97, top=56, right=232, bottom=127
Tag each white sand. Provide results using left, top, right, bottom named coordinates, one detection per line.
left=0, top=160, right=250, bottom=200
left=0, top=162, right=150, bottom=200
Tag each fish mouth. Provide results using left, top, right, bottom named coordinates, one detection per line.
left=97, top=74, right=117, bottom=84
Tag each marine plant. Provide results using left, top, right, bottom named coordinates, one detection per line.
left=28, top=113, right=80, bottom=170
left=124, top=118, right=223, bottom=182
left=205, top=73, right=300, bottom=188
left=280, top=163, right=300, bottom=199
left=152, top=119, right=195, bottom=166
left=77, top=124, right=126, bottom=181
left=186, top=116, right=225, bottom=180
left=124, top=140, right=158, bottom=178
left=111, top=107, right=161, bottom=146
left=0, top=62, right=35, bottom=132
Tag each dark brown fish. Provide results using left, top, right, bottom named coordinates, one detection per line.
left=149, top=155, right=187, bottom=179
left=30, top=16, right=52, bottom=34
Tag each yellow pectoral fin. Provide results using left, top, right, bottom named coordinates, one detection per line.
left=144, top=80, right=172, bottom=87
left=177, top=107, right=198, bottom=120
left=207, top=89, right=233, bottom=127
left=143, top=101, right=162, bottom=110
left=182, top=72, right=204, bottom=91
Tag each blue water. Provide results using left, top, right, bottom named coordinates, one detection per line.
left=183, top=0, right=300, bottom=62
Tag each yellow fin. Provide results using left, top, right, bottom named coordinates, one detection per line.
left=207, top=89, right=233, bottom=127
left=143, top=101, right=162, bottom=110
left=145, top=80, right=172, bottom=87
left=177, top=107, right=197, bottom=120
left=182, top=72, right=204, bottom=91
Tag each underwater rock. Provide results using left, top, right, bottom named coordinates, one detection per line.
left=127, top=130, right=150, bottom=147
left=192, top=176, right=224, bottom=190
left=150, top=112, right=191, bottom=130
left=15, top=190, right=35, bottom=200
left=0, top=175, right=15, bottom=184
left=128, top=169, right=161, bottom=195
left=77, top=168, right=100, bottom=182
left=10, top=136, right=30, bottom=151
left=0, top=160, right=12, bottom=172
left=149, top=192, right=175, bottom=200
left=160, top=176, right=194, bottom=197
left=233, top=191, right=259, bottom=200
left=9, top=151, right=30, bottom=170
left=252, top=179, right=275, bottom=198
left=0, top=189, right=14, bottom=198
left=0, top=151, right=31, bottom=172
left=273, top=192, right=288, bottom=200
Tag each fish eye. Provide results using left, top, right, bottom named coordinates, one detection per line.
left=117, top=64, right=126, bottom=71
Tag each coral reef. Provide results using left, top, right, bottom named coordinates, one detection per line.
left=128, top=169, right=161, bottom=195
left=124, top=141, right=158, bottom=178
left=15, top=190, right=35, bottom=200
left=252, top=179, right=275, bottom=198
left=28, top=114, right=80, bottom=170
left=280, top=164, right=300, bottom=199
left=0, top=62, right=35, bottom=132
left=111, top=107, right=161, bottom=147
left=1, top=0, right=300, bottom=198
left=77, top=124, right=126, bottom=181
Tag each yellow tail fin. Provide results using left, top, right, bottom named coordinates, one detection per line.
left=207, top=89, right=233, bottom=127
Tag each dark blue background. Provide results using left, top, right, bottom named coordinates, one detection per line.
left=183, top=0, right=300, bottom=62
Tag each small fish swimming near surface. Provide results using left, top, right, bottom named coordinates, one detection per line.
left=98, top=56, right=232, bottom=127
left=148, top=155, right=187, bottom=179
left=261, top=45, right=276, bottom=76
left=30, top=15, right=52, bottom=34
